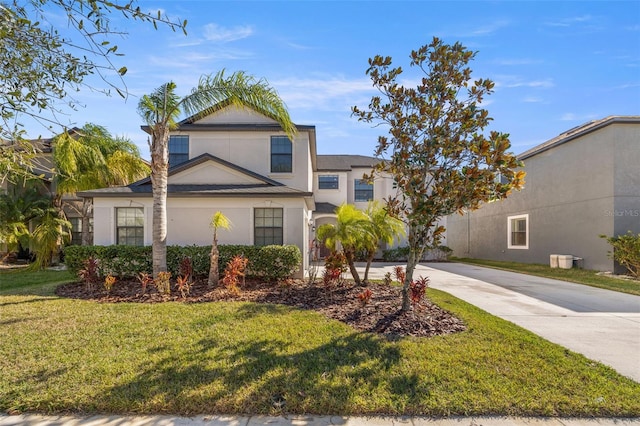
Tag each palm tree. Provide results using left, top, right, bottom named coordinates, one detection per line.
left=138, top=70, right=296, bottom=277
left=30, top=209, right=71, bottom=269
left=316, top=204, right=373, bottom=286
left=0, top=181, right=50, bottom=259
left=208, top=211, right=232, bottom=287
left=53, top=124, right=150, bottom=245
left=361, top=201, right=405, bottom=284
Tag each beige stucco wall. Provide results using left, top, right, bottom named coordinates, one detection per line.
left=175, top=129, right=312, bottom=193
left=92, top=196, right=310, bottom=277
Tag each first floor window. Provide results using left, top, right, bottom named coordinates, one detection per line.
left=354, top=179, right=373, bottom=202
left=318, top=175, right=339, bottom=189
left=508, top=214, right=529, bottom=249
left=271, top=136, right=292, bottom=173
left=169, top=135, right=189, bottom=167
left=254, top=208, right=283, bottom=246
left=69, top=217, right=82, bottom=245
left=116, top=207, right=144, bottom=246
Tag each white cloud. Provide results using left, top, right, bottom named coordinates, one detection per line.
left=494, top=75, right=554, bottom=89
left=522, top=96, right=544, bottom=103
left=272, top=76, right=375, bottom=111
left=544, top=15, right=593, bottom=28
left=560, top=112, right=598, bottom=122
left=494, top=58, right=543, bottom=66
left=203, top=23, right=253, bottom=43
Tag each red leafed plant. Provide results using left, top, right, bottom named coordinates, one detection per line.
left=175, top=275, right=191, bottom=299
left=179, top=257, right=193, bottom=284
left=357, top=288, right=373, bottom=307
left=223, top=255, right=248, bottom=295
left=78, top=256, right=100, bottom=291
left=322, top=252, right=347, bottom=289
left=137, top=272, right=153, bottom=294
left=409, top=276, right=429, bottom=307
left=393, top=265, right=406, bottom=284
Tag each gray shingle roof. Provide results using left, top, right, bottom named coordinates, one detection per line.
left=316, top=155, right=380, bottom=171
left=78, top=184, right=311, bottom=198
left=518, top=116, right=640, bottom=160
left=314, top=202, right=338, bottom=214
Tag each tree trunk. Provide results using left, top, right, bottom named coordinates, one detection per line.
left=363, top=251, right=375, bottom=285
left=150, top=128, right=169, bottom=278
left=345, top=248, right=362, bottom=286
left=81, top=198, right=92, bottom=246
left=402, top=250, right=420, bottom=311
left=208, top=233, right=219, bottom=287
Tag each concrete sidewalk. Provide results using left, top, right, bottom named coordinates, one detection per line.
left=1, top=414, right=639, bottom=425
left=355, top=262, right=640, bottom=383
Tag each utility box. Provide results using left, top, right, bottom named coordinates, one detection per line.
left=550, top=254, right=559, bottom=268
left=558, top=255, right=573, bottom=269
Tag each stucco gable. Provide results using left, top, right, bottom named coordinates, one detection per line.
left=183, top=104, right=278, bottom=126
left=168, top=160, right=265, bottom=185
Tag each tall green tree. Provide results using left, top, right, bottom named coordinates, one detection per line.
left=53, top=124, right=149, bottom=244
left=138, top=70, right=296, bottom=277
left=353, top=37, right=525, bottom=311
left=361, top=201, right=405, bottom=284
left=317, top=204, right=373, bottom=286
left=0, top=0, right=185, bottom=183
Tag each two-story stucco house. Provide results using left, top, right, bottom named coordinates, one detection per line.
left=445, top=116, right=640, bottom=272
left=79, top=104, right=397, bottom=275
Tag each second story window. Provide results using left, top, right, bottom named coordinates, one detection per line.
left=271, top=136, right=292, bottom=173
left=318, top=175, right=339, bottom=189
left=169, top=135, right=189, bottom=167
left=354, top=179, right=373, bottom=202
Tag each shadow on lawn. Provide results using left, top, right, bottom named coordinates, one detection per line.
left=106, top=331, right=405, bottom=415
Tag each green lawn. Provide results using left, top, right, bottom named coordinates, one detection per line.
left=452, top=257, right=640, bottom=296
left=1, top=269, right=638, bottom=416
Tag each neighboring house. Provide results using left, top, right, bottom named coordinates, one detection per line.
left=78, top=105, right=397, bottom=276
left=0, top=132, right=90, bottom=249
left=446, top=116, right=640, bottom=272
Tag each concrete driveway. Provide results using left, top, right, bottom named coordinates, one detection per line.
left=356, top=262, right=640, bottom=383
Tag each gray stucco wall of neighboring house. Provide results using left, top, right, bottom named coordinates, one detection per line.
left=446, top=121, right=639, bottom=272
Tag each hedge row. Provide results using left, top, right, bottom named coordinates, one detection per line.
left=63, top=244, right=301, bottom=281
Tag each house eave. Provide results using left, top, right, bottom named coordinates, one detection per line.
left=518, top=116, right=640, bottom=161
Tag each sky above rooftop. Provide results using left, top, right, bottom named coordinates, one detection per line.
left=26, top=0, right=640, bottom=159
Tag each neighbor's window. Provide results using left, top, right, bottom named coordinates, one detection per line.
left=318, top=175, right=339, bottom=189
left=254, top=208, right=283, bottom=246
left=69, top=217, right=82, bottom=245
left=508, top=214, right=529, bottom=249
left=169, top=135, right=189, bottom=167
left=270, top=136, right=292, bottom=173
left=116, top=207, right=144, bottom=246
left=354, top=179, right=373, bottom=202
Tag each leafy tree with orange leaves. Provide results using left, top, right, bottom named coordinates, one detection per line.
left=353, top=37, right=525, bottom=311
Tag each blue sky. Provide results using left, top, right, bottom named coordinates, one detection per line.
left=32, top=0, right=640, bottom=159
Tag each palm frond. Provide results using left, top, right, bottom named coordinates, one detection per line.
left=181, top=70, right=297, bottom=140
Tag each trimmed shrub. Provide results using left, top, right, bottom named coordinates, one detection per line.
left=601, top=231, right=640, bottom=278
left=64, top=244, right=301, bottom=281
left=382, top=245, right=452, bottom=262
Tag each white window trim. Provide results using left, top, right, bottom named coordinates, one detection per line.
left=507, top=213, right=529, bottom=250
left=318, top=174, right=340, bottom=190
left=269, top=135, right=294, bottom=175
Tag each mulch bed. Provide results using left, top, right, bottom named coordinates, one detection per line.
left=55, top=278, right=466, bottom=338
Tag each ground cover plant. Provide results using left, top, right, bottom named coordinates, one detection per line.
left=452, top=257, right=640, bottom=296
left=1, top=269, right=639, bottom=417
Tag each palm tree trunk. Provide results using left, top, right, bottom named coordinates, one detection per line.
left=344, top=248, right=362, bottom=286
left=208, top=233, right=219, bottom=287
left=81, top=198, right=92, bottom=246
left=363, top=251, right=375, bottom=285
left=150, top=128, right=169, bottom=277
